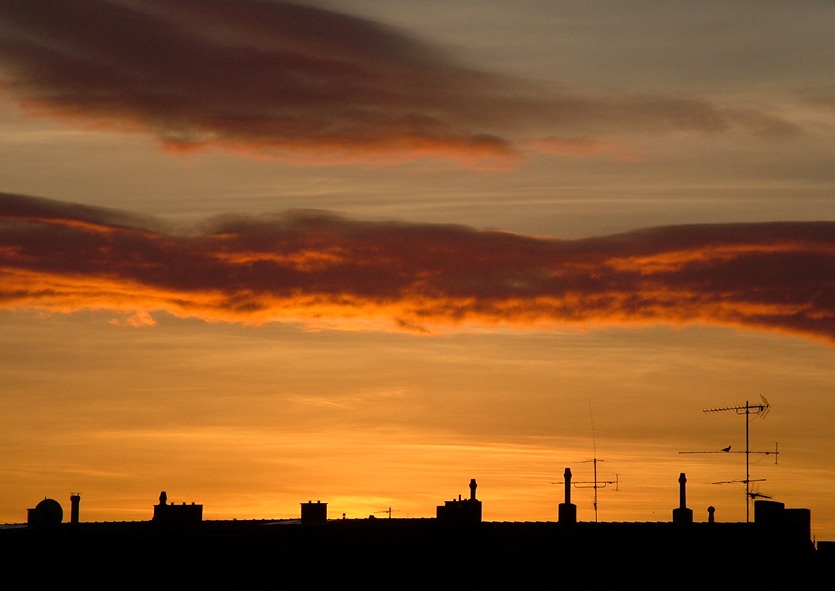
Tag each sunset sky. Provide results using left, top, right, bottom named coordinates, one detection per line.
left=1, top=1, right=834, bottom=541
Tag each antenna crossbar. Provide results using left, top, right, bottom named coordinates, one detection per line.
left=683, top=396, right=777, bottom=522
left=553, top=401, right=619, bottom=522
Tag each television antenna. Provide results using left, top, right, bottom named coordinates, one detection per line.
left=372, top=507, right=400, bottom=519
left=553, top=402, right=619, bottom=522
left=712, top=478, right=772, bottom=501
left=679, top=396, right=778, bottom=522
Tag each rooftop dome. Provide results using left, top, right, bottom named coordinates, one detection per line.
left=30, top=498, right=63, bottom=526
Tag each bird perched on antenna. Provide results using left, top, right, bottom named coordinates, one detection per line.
left=721, top=445, right=731, bottom=452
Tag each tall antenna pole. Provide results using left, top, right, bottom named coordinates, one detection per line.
left=576, top=402, right=618, bottom=522
left=590, top=402, right=599, bottom=521
left=702, top=396, right=773, bottom=522
left=553, top=402, right=619, bottom=522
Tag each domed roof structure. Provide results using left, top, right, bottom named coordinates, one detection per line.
left=29, top=498, right=63, bottom=526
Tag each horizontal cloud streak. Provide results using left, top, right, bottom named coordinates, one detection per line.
left=0, top=1, right=799, bottom=167
left=2, top=193, right=833, bottom=344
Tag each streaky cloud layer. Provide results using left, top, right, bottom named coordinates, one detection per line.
left=2, top=193, right=833, bottom=343
left=0, top=1, right=799, bottom=167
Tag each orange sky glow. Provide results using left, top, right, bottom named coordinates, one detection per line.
left=0, top=0, right=833, bottom=544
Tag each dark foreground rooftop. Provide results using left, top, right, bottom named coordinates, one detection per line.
left=4, top=475, right=834, bottom=589
left=2, top=516, right=833, bottom=589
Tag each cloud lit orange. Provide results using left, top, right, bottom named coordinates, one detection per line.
left=2, top=193, right=833, bottom=344
left=0, top=1, right=799, bottom=168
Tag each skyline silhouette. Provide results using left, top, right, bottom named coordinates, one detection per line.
left=5, top=473, right=831, bottom=587
left=0, top=0, right=833, bottom=547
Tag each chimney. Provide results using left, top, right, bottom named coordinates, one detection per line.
left=70, top=493, right=81, bottom=524
left=672, top=472, right=693, bottom=524
left=558, top=467, right=577, bottom=524
left=564, top=467, right=572, bottom=505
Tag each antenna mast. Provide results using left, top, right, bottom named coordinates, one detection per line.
left=373, top=507, right=400, bottom=518
left=561, top=402, right=619, bottom=522
left=699, top=396, right=777, bottom=522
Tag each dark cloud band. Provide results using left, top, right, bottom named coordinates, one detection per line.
left=2, top=193, right=833, bottom=343
left=0, top=1, right=799, bottom=167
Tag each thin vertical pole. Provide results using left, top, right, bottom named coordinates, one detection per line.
left=593, top=457, right=599, bottom=522
left=745, top=401, right=750, bottom=523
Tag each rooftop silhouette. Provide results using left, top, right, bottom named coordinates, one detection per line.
left=4, top=470, right=834, bottom=588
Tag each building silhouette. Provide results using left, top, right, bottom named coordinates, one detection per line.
left=152, top=490, right=203, bottom=525
left=4, top=472, right=834, bottom=588
left=435, top=477, right=482, bottom=523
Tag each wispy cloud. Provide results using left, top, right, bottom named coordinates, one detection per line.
left=0, top=1, right=799, bottom=168
left=2, top=193, right=833, bottom=343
